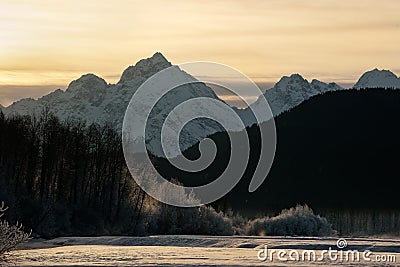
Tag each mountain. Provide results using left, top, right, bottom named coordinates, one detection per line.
left=2, top=53, right=230, bottom=157
left=353, top=68, right=400, bottom=89
left=156, top=88, right=400, bottom=215
left=252, top=74, right=343, bottom=117
left=2, top=53, right=346, bottom=157
left=5, top=53, right=398, bottom=158
left=3, top=53, right=175, bottom=126
left=118, top=52, right=171, bottom=83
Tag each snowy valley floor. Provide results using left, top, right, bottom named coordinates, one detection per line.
left=9, top=235, right=400, bottom=266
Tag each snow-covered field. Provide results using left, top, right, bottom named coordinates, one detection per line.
left=10, top=235, right=400, bottom=266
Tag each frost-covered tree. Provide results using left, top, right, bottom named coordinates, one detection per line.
left=246, top=204, right=335, bottom=236
left=0, top=202, right=30, bottom=260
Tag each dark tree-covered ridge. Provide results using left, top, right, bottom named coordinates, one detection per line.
left=156, top=88, right=400, bottom=234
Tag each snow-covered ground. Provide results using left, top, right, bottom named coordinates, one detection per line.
left=12, top=235, right=400, bottom=266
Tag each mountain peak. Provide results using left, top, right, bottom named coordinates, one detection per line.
left=274, top=73, right=309, bottom=90
left=280, top=73, right=306, bottom=81
left=67, top=73, right=107, bottom=92
left=118, top=52, right=172, bottom=84
left=354, top=69, right=400, bottom=89
left=257, top=74, right=344, bottom=116
left=368, top=68, right=396, bottom=77
left=150, top=52, right=169, bottom=64
left=289, top=73, right=305, bottom=79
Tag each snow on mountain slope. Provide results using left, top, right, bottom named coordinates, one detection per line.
left=118, top=52, right=171, bottom=83
left=9, top=53, right=400, bottom=157
left=2, top=53, right=346, bottom=155
left=353, top=69, right=400, bottom=89
left=3, top=53, right=228, bottom=157
left=4, top=74, right=111, bottom=125
left=249, top=74, right=343, bottom=118
left=3, top=54, right=174, bottom=127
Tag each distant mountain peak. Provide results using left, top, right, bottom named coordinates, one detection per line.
left=118, top=52, right=172, bottom=84
left=67, top=73, right=107, bottom=92
left=151, top=52, right=169, bottom=63
left=290, top=73, right=305, bottom=79
left=274, top=73, right=309, bottom=90
left=368, top=68, right=397, bottom=78
left=283, top=73, right=306, bottom=81
left=353, top=69, right=400, bottom=89
left=256, top=74, right=344, bottom=116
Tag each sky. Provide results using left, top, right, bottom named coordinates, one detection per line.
left=1, top=0, right=400, bottom=106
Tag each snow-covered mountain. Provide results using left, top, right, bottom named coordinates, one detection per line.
left=353, top=69, right=400, bottom=89
left=5, top=52, right=398, bottom=156
left=2, top=53, right=231, bottom=156
left=3, top=53, right=172, bottom=127
left=249, top=74, right=343, bottom=118
left=1, top=53, right=345, bottom=155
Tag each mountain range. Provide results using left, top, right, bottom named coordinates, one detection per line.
left=1, top=52, right=399, bottom=156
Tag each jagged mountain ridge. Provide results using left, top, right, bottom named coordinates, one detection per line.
left=2, top=53, right=228, bottom=157
left=253, top=74, right=343, bottom=117
left=2, top=52, right=399, bottom=156
left=118, top=52, right=172, bottom=83
left=240, top=68, right=400, bottom=120
left=3, top=53, right=173, bottom=127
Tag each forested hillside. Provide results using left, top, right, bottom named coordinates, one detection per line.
left=157, top=88, right=400, bottom=235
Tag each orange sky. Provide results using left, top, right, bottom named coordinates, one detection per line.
left=1, top=0, right=400, bottom=106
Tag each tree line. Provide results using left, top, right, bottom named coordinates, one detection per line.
left=0, top=110, right=233, bottom=237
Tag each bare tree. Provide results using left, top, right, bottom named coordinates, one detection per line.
left=0, top=201, right=31, bottom=261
